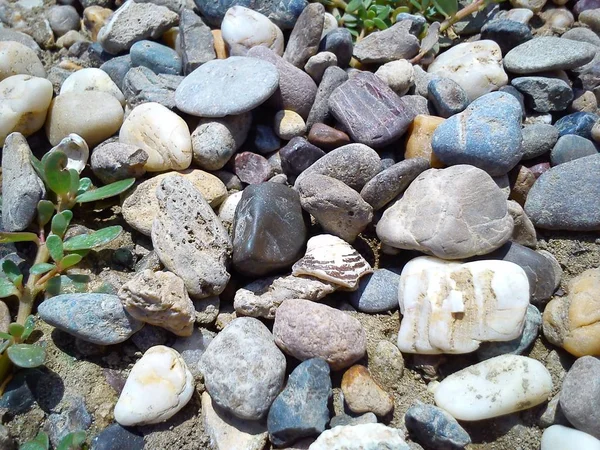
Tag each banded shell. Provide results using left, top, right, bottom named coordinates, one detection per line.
left=292, top=234, right=372, bottom=290
left=49, top=133, right=89, bottom=173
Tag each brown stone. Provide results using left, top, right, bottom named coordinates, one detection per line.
left=404, top=114, right=445, bottom=168
left=234, top=152, right=274, bottom=185
left=509, top=165, right=536, bottom=206
left=527, top=162, right=551, bottom=179
left=83, top=6, right=113, bottom=41
left=341, top=365, right=394, bottom=416
left=212, top=30, right=228, bottom=59
left=307, top=123, right=350, bottom=150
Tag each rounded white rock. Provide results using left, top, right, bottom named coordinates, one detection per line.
left=221, top=6, right=284, bottom=57
left=119, top=102, right=192, bottom=172
left=308, top=423, right=410, bottom=450
left=375, top=59, right=415, bottom=96
left=541, top=425, right=600, bottom=450
left=321, top=12, right=338, bottom=38
left=218, top=190, right=243, bottom=230
left=60, top=68, right=125, bottom=106
left=434, top=355, right=552, bottom=421
left=0, top=41, right=46, bottom=81
left=114, top=345, right=194, bottom=426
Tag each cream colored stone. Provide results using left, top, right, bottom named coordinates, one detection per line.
left=0, top=41, right=46, bottom=81
left=212, top=29, right=228, bottom=59
left=60, top=68, right=125, bottom=106
left=274, top=110, right=306, bottom=140
left=218, top=190, right=243, bottom=231
left=509, top=0, right=547, bottom=13
left=375, top=59, right=414, bottom=96
left=83, top=6, right=113, bottom=41
left=119, top=102, right=192, bottom=171
left=0, top=74, right=53, bottom=146
left=221, top=6, right=284, bottom=56
left=309, top=424, right=409, bottom=450
left=404, top=114, right=445, bottom=168
left=56, top=30, right=87, bottom=49
left=341, top=365, right=394, bottom=417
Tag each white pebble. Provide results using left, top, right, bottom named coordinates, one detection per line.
left=375, top=59, right=414, bottom=96
left=221, top=6, right=284, bottom=56
left=309, top=424, right=410, bottom=450
left=541, top=425, right=600, bottom=450
left=60, top=68, right=125, bottom=106
left=0, top=41, right=46, bottom=81
left=218, top=191, right=243, bottom=230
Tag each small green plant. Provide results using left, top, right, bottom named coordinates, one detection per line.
left=20, top=430, right=87, bottom=450
left=0, top=149, right=134, bottom=383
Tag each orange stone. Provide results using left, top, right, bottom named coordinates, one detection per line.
left=341, top=364, right=394, bottom=417
left=404, top=114, right=445, bottom=168
left=212, top=30, right=228, bottom=59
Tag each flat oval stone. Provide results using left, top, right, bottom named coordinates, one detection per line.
left=434, top=355, right=553, bottom=420
left=130, top=40, right=182, bottom=75
left=551, top=135, right=598, bottom=166
left=348, top=269, right=401, bottom=313
left=541, top=425, right=600, bottom=450
left=175, top=57, right=279, bottom=117
left=38, top=294, right=143, bottom=345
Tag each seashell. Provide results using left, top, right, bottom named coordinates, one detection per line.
left=49, top=133, right=89, bottom=173
left=292, top=234, right=372, bottom=290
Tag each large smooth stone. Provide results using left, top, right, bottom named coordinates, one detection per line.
left=221, top=6, right=284, bottom=56
left=0, top=41, right=45, bottom=81
left=200, top=317, right=286, bottom=420
left=151, top=176, right=232, bottom=298
left=427, top=40, right=508, bottom=101
left=38, top=294, right=143, bottom=345
left=434, top=355, right=552, bottom=420
left=376, top=165, right=513, bottom=259
left=397, top=256, right=530, bottom=354
left=60, top=68, right=125, bottom=105
left=541, top=425, right=600, bottom=450
left=328, top=72, right=415, bottom=148
left=273, top=298, right=367, bottom=370
left=232, top=182, right=307, bottom=276
left=431, top=91, right=523, bottom=176
left=114, top=346, right=193, bottom=426
left=175, top=56, right=279, bottom=117
left=119, top=102, right=192, bottom=171
left=0, top=75, right=53, bottom=146
left=308, top=424, right=410, bottom=450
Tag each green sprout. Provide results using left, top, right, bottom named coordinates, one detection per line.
left=20, top=430, right=87, bottom=450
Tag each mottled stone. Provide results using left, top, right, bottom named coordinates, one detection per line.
left=179, top=9, right=215, bottom=75
left=428, top=77, right=469, bottom=118
left=130, top=40, right=182, bottom=75
left=91, top=423, right=144, bottom=450
left=306, top=66, right=348, bottom=130
left=122, top=66, right=182, bottom=110
left=551, top=135, right=598, bottom=166
left=405, top=402, right=471, bottom=449
left=555, top=112, right=599, bottom=139
left=512, top=77, right=574, bottom=112
left=91, top=141, right=147, bottom=184
left=234, top=152, right=274, bottom=184
left=0, top=41, right=45, bottom=81
left=480, top=18, right=532, bottom=54
left=521, top=124, right=559, bottom=160
left=341, top=365, right=393, bottom=416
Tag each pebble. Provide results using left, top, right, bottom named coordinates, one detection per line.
left=330, top=413, right=377, bottom=428
left=551, top=134, right=598, bottom=165
left=130, top=40, right=182, bottom=75
left=348, top=269, right=401, bottom=313
left=509, top=164, right=536, bottom=205
left=434, top=355, right=553, bottom=420
left=191, top=113, right=252, bottom=170
left=504, top=37, right=596, bottom=73
left=283, top=3, right=325, bottom=68
left=234, top=152, right=274, bottom=184
left=202, top=392, right=268, bottom=450
left=232, top=182, right=307, bottom=276
left=397, top=256, right=529, bottom=354
left=374, top=59, right=414, bottom=96
left=47, top=5, right=79, bottom=37
left=306, top=66, right=348, bottom=130
left=83, top=6, right=113, bottom=42
left=541, top=425, right=600, bottom=450
left=377, top=166, right=513, bottom=259
left=152, top=176, right=232, bottom=298
left=539, top=395, right=570, bottom=428
left=121, top=66, right=183, bottom=109
left=329, top=72, right=415, bottom=148
left=91, top=423, right=144, bottom=450
left=0, top=28, right=40, bottom=53
left=432, top=91, right=523, bottom=176
left=273, top=298, right=367, bottom=370
left=521, top=123, right=559, bottom=159
left=307, top=123, right=350, bottom=150
left=97, top=0, right=179, bottom=54
left=318, top=28, right=353, bottom=68
left=353, top=21, right=419, bottom=64
left=360, top=158, right=429, bottom=211
left=171, top=327, right=214, bottom=377
left=274, top=110, right=306, bottom=140
left=525, top=154, right=600, bottom=230
left=100, top=56, right=132, bottom=91
left=341, top=365, right=393, bottom=416
left=38, top=294, right=143, bottom=345
left=571, top=90, right=597, bottom=113
left=0, top=301, right=9, bottom=334
left=250, top=124, right=279, bottom=154
left=580, top=8, right=600, bottom=32
left=267, top=358, right=331, bottom=446
left=60, top=67, right=125, bottom=106
left=427, top=40, right=508, bottom=101
left=427, top=77, right=469, bottom=119
left=247, top=46, right=317, bottom=119
left=0, top=41, right=46, bottom=81
left=543, top=268, right=600, bottom=356
left=404, top=402, right=471, bottom=449
left=45, top=396, right=92, bottom=447
left=509, top=0, right=546, bottom=12
left=304, top=52, right=337, bottom=83
left=114, top=346, right=193, bottom=426
left=404, top=115, right=445, bottom=168
left=175, top=56, right=279, bottom=117
left=221, top=6, right=284, bottom=57
left=309, top=424, right=410, bottom=450
left=555, top=112, right=599, bottom=139
left=90, top=141, right=147, bottom=184
left=179, top=9, right=215, bottom=75
left=507, top=200, right=537, bottom=247
left=511, top=77, right=574, bottom=112
left=200, top=317, right=286, bottom=419
left=480, top=18, right=532, bottom=54
left=280, top=137, right=325, bottom=177
left=119, top=102, right=192, bottom=171
left=296, top=173, right=373, bottom=243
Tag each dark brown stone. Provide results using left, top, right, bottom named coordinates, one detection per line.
left=233, top=152, right=274, bottom=184
left=308, top=123, right=351, bottom=150
left=509, top=164, right=536, bottom=206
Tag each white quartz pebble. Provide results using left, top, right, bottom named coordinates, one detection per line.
left=221, top=6, right=284, bottom=57
left=309, top=424, right=410, bottom=450
left=60, top=68, right=125, bottom=106
left=119, top=102, right=192, bottom=172
left=218, top=190, right=243, bottom=230
left=114, top=345, right=194, bottom=426
left=434, top=355, right=552, bottom=421
left=541, top=425, right=600, bottom=450
left=0, top=41, right=46, bottom=81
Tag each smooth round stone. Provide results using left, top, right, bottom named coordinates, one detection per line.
left=221, top=6, right=284, bottom=56
left=83, top=5, right=114, bottom=42
left=200, top=317, right=287, bottom=420
left=428, top=77, right=469, bottom=118
left=405, top=402, right=471, bottom=449
left=374, top=59, right=414, bottom=96
left=91, top=423, right=144, bottom=450
left=304, top=52, right=337, bottom=83
left=504, top=37, right=596, bottom=74
left=318, top=28, right=353, bottom=68
left=120, top=102, right=192, bottom=171
left=274, top=110, right=306, bottom=140
left=427, top=40, right=507, bottom=101
left=38, top=294, right=144, bottom=345
left=0, top=41, right=46, bottom=81
left=480, top=19, right=533, bottom=54
left=434, top=355, right=553, bottom=420
left=45, top=91, right=123, bottom=147
left=521, top=123, right=559, bottom=160
left=310, top=424, right=410, bottom=450
left=348, top=269, right=401, bottom=313
left=273, top=299, right=367, bottom=370
left=555, top=112, right=599, bottom=139
left=130, top=40, right=182, bottom=75
left=100, top=55, right=133, bottom=91
left=60, top=68, right=126, bottom=106
left=175, top=57, right=279, bottom=117
left=280, top=137, right=325, bottom=177
left=341, top=365, right=393, bottom=417
left=541, top=425, right=600, bottom=450
left=580, top=9, right=600, bottom=32
left=307, top=123, right=350, bottom=150
left=551, top=134, right=598, bottom=165
left=114, top=346, right=193, bottom=426
left=0, top=75, right=53, bottom=146
left=47, top=5, right=80, bottom=37
left=511, top=76, right=574, bottom=112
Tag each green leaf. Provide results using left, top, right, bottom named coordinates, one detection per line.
left=37, top=200, right=55, bottom=227
left=44, top=151, right=71, bottom=196
left=0, top=339, right=11, bottom=355
left=364, top=18, right=374, bottom=27
left=77, top=178, right=92, bottom=196
left=75, top=178, right=135, bottom=204
left=51, top=210, right=72, bottom=238
left=346, top=0, right=362, bottom=12
left=46, top=235, right=64, bottom=263
left=373, top=17, right=388, bottom=29
left=22, top=316, right=35, bottom=340
left=367, top=8, right=376, bottom=18
left=0, top=332, right=12, bottom=340
left=432, top=0, right=457, bottom=17
left=348, top=27, right=360, bottom=37
left=63, top=226, right=122, bottom=251
left=0, top=232, right=38, bottom=244
left=342, top=12, right=358, bottom=23
left=45, top=274, right=90, bottom=296
left=8, top=344, right=45, bottom=368
left=59, top=254, right=82, bottom=270
left=362, top=0, right=373, bottom=8
left=2, top=260, right=20, bottom=283
left=0, top=278, right=18, bottom=299
left=29, top=153, right=47, bottom=186
left=9, top=323, right=24, bottom=339
left=69, top=169, right=80, bottom=198
left=56, top=431, right=86, bottom=450
left=19, top=431, right=49, bottom=450
left=30, top=263, right=56, bottom=275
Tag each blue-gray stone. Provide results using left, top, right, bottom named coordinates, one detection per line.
left=194, top=0, right=307, bottom=29
left=480, top=19, right=532, bottom=55
left=319, top=28, right=353, bottom=68
left=551, top=135, right=598, bottom=165
left=476, top=304, right=542, bottom=360
left=330, top=413, right=378, bottom=428
left=130, top=324, right=170, bottom=353
left=525, top=153, right=600, bottom=230
left=91, top=423, right=144, bottom=450
left=348, top=269, right=401, bottom=313
left=431, top=91, right=524, bottom=176
left=428, top=78, right=469, bottom=118
left=100, top=55, right=132, bottom=91
left=499, top=85, right=525, bottom=118
left=38, top=294, right=144, bottom=345
left=130, top=40, right=182, bottom=75
left=267, top=358, right=332, bottom=446
left=0, top=370, right=40, bottom=414
left=45, top=395, right=92, bottom=447
left=511, top=77, right=574, bottom=113
left=521, top=124, right=559, bottom=160
left=393, top=13, right=426, bottom=34
left=253, top=124, right=281, bottom=154
left=555, top=112, right=599, bottom=139
left=280, top=137, right=325, bottom=177
left=405, top=401, right=471, bottom=449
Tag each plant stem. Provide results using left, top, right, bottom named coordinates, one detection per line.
left=439, top=0, right=486, bottom=31
left=16, top=244, right=49, bottom=325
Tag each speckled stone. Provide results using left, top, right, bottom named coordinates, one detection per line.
left=551, top=135, right=598, bottom=165
left=348, top=269, right=401, bottom=313
left=504, top=37, right=596, bottom=73
left=554, top=112, right=599, bottom=139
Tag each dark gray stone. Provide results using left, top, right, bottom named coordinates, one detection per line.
left=100, top=55, right=133, bottom=91
left=394, top=13, right=426, bottom=34
left=329, top=72, right=416, bottom=148
left=353, top=20, right=419, bottom=64
left=179, top=9, right=216, bottom=75
left=130, top=324, right=170, bottom=353
left=405, top=401, right=471, bottom=449
left=305, top=65, right=348, bottom=130
left=91, top=141, right=148, bottom=184
left=551, top=135, right=598, bottom=166
left=480, top=19, right=532, bottom=54
left=0, top=370, right=39, bottom=414
left=428, top=78, right=469, bottom=118
left=318, top=28, right=353, bottom=68
left=45, top=395, right=92, bottom=447
left=232, top=182, right=307, bottom=276
left=91, top=423, right=144, bottom=450
left=348, top=269, right=401, bottom=313
left=122, top=66, right=183, bottom=110
left=555, top=112, right=599, bottom=139
left=521, top=124, right=559, bottom=160
left=252, top=124, right=281, bottom=154
left=329, top=412, right=377, bottom=428
left=130, top=40, right=182, bottom=75
left=280, top=137, right=325, bottom=177
left=511, top=77, right=574, bottom=113
left=267, top=358, right=331, bottom=446
left=283, top=3, right=324, bottom=68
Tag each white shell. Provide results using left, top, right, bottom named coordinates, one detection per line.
left=292, top=234, right=372, bottom=290
left=49, top=133, right=89, bottom=174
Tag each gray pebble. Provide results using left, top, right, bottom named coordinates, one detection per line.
left=90, top=141, right=148, bottom=184
left=551, top=134, right=598, bottom=166
left=521, top=124, right=559, bottom=160
left=122, top=66, right=183, bottom=110
left=47, top=5, right=80, bottom=37
left=348, top=269, right=401, bottom=313
left=353, top=21, right=419, bottom=64
left=178, top=9, right=216, bottom=75
left=100, top=55, right=133, bottom=92
left=511, top=76, right=574, bottom=112
left=428, top=77, right=469, bottom=118
left=306, top=65, right=348, bottom=130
